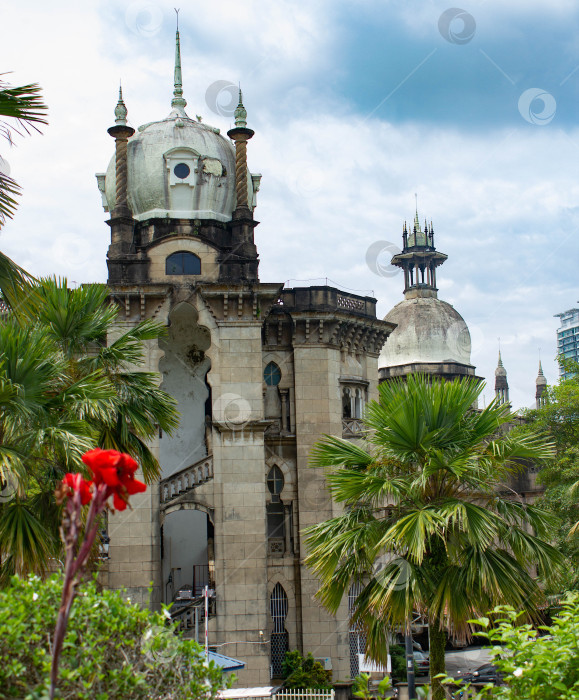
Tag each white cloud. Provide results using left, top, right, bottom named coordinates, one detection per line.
left=1, top=0, right=575, bottom=411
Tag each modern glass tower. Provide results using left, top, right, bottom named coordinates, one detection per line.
left=554, top=307, right=579, bottom=379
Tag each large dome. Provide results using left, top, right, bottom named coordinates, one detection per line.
left=102, top=114, right=256, bottom=223
left=379, top=296, right=472, bottom=368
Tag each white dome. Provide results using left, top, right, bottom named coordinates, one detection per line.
left=379, top=296, right=472, bottom=368
left=103, top=114, right=256, bottom=223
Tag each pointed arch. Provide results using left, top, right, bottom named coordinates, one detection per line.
left=270, top=582, right=289, bottom=678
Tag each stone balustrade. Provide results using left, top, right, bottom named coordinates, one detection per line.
left=342, top=418, right=365, bottom=438
left=160, top=455, right=213, bottom=505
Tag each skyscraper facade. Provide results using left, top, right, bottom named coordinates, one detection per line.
left=555, top=308, right=579, bottom=379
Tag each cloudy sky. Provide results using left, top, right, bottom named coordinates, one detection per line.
left=1, top=0, right=578, bottom=409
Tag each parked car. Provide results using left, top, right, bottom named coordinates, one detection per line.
left=455, top=662, right=504, bottom=685
left=413, top=651, right=430, bottom=675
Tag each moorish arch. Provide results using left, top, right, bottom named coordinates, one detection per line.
left=159, top=301, right=212, bottom=477
left=268, top=578, right=296, bottom=679
left=158, top=299, right=213, bottom=607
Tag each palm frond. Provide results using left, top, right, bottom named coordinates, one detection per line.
left=0, top=498, right=54, bottom=575
left=0, top=171, right=20, bottom=226
left=309, top=435, right=374, bottom=469
left=0, top=250, right=36, bottom=306
left=0, top=75, right=48, bottom=141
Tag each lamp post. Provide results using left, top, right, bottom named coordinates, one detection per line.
left=405, top=621, right=416, bottom=699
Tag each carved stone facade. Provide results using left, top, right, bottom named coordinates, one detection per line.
left=97, top=36, right=395, bottom=686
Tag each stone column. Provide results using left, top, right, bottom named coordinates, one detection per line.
left=293, top=342, right=351, bottom=679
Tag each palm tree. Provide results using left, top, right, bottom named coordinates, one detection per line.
left=0, top=278, right=178, bottom=579
left=0, top=73, right=47, bottom=306
left=304, top=375, right=563, bottom=700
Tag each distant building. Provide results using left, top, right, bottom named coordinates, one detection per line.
left=536, top=362, right=547, bottom=408
left=554, top=308, right=579, bottom=379
left=495, top=351, right=509, bottom=406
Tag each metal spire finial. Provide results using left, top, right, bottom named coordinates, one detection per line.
left=171, top=8, right=188, bottom=115
left=414, top=193, right=420, bottom=230
left=234, top=87, right=248, bottom=128
left=114, top=82, right=128, bottom=125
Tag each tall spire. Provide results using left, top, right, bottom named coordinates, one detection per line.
left=171, top=9, right=188, bottom=116
left=414, top=193, right=420, bottom=231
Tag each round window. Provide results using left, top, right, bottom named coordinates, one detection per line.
left=174, top=163, right=190, bottom=179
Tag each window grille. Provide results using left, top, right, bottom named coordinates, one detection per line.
left=270, top=583, right=289, bottom=678
left=348, top=582, right=366, bottom=678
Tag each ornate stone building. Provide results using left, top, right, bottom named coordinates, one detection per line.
left=96, top=29, right=393, bottom=685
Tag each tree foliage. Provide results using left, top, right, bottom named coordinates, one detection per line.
left=304, top=375, right=562, bottom=700
left=281, top=650, right=333, bottom=689
left=456, top=594, right=579, bottom=699
left=0, top=573, right=227, bottom=699
left=0, top=278, right=178, bottom=579
left=516, top=358, right=579, bottom=592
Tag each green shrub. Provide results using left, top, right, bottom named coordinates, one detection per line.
left=389, top=644, right=418, bottom=683
left=0, top=574, right=227, bottom=699
left=453, top=593, right=579, bottom=699
left=281, top=650, right=332, bottom=689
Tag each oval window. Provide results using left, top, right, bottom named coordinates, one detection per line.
left=264, top=362, right=281, bottom=386
left=174, top=163, right=190, bottom=179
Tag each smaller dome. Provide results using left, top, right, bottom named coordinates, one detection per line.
left=379, top=296, right=472, bottom=368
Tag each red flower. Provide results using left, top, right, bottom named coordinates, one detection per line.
left=82, top=448, right=146, bottom=511
left=62, top=473, right=93, bottom=505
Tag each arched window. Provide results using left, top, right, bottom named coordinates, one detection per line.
left=270, top=583, right=289, bottom=678
left=264, top=361, right=282, bottom=386
left=165, top=251, right=201, bottom=275
left=349, top=581, right=367, bottom=678
left=342, top=387, right=352, bottom=419
left=267, top=466, right=284, bottom=499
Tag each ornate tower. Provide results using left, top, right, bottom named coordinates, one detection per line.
left=536, top=361, right=547, bottom=408
left=394, top=212, right=447, bottom=299
left=96, top=27, right=262, bottom=286
left=379, top=210, right=481, bottom=383
left=495, top=351, right=509, bottom=405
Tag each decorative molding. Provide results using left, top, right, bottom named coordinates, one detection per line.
left=199, top=282, right=283, bottom=324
